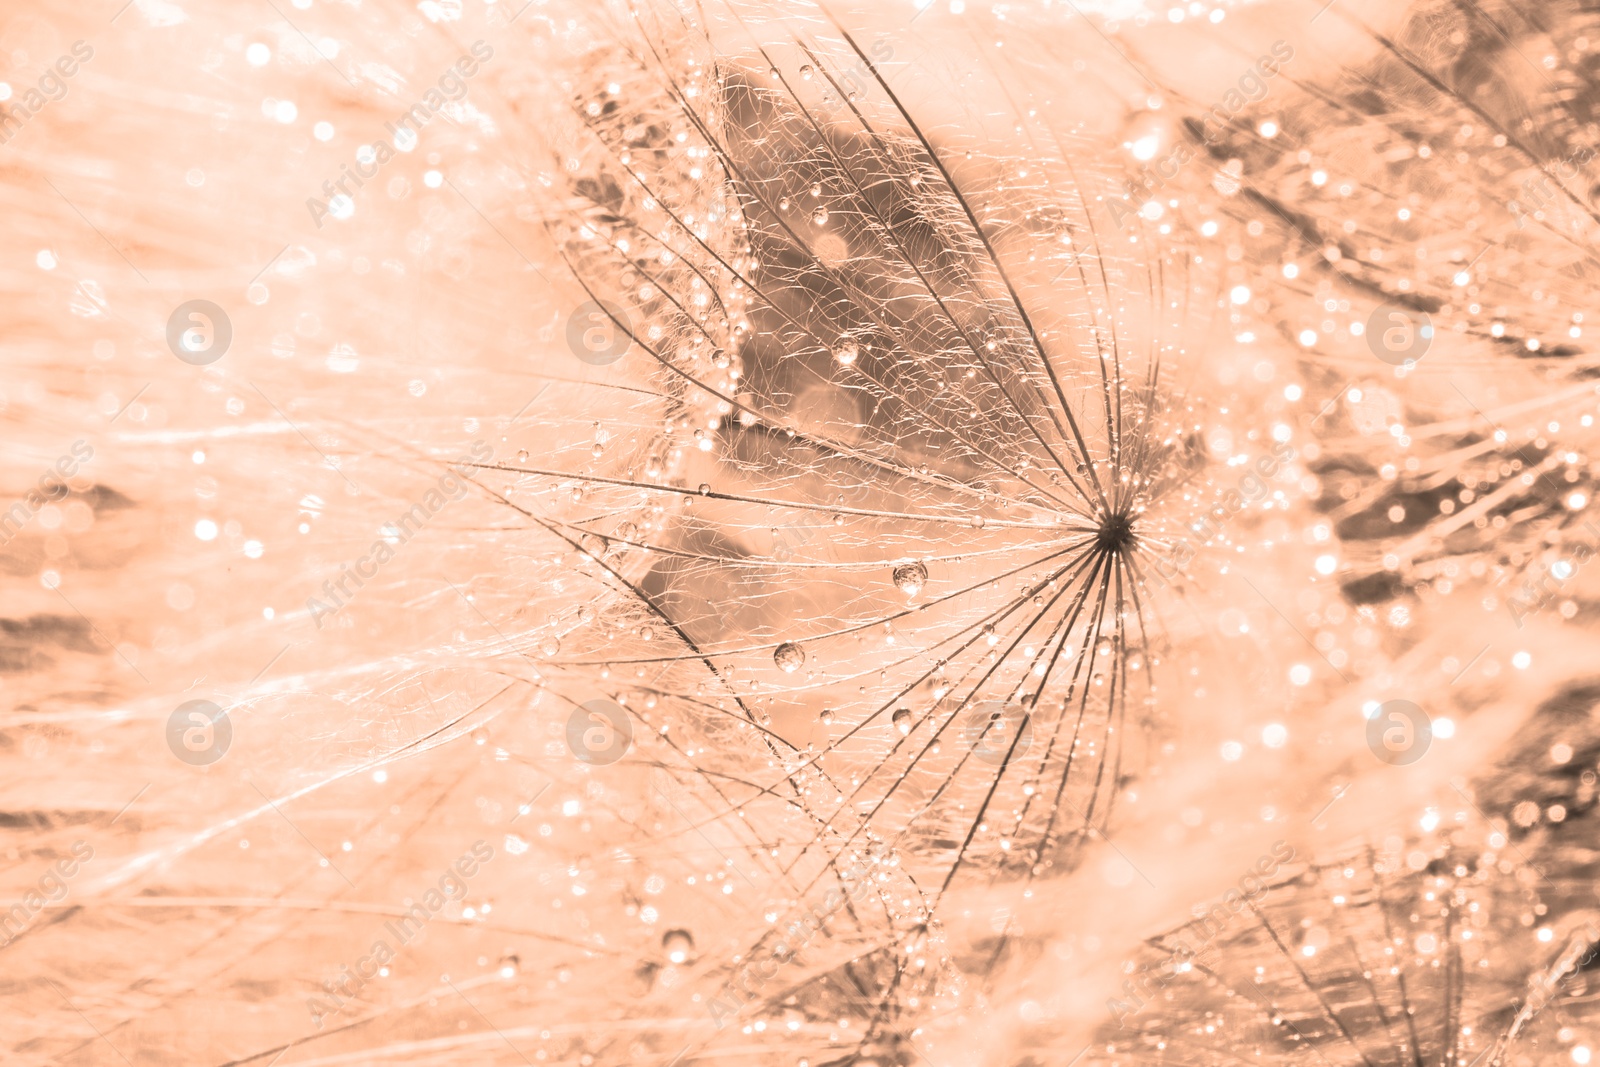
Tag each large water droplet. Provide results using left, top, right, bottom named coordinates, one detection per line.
left=834, top=341, right=858, bottom=365
left=892, top=560, right=928, bottom=596
left=799, top=64, right=814, bottom=80
left=774, top=642, right=805, bottom=673
left=540, top=635, right=560, bottom=657
left=662, top=928, right=695, bottom=964
left=812, top=206, right=829, bottom=225
left=819, top=708, right=833, bottom=724
left=892, top=708, right=912, bottom=734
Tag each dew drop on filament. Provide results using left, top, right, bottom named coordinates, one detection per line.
left=892, top=560, right=928, bottom=597
left=661, top=928, right=694, bottom=965
left=774, top=642, right=805, bottom=673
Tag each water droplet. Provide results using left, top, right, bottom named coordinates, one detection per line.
left=638, top=625, right=655, bottom=642
left=472, top=727, right=490, bottom=745
left=820, top=708, right=834, bottom=724
left=892, top=560, right=928, bottom=596
left=662, top=928, right=695, bottom=964
left=774, top=642, right=805, bottom=673
left=516, top=449, right=528, bottom=463
left=618, top=522, right=638, bottom=542
left=1096, top=636, right=1114, bottom=656
left=892, top=708, right=912, bottom=734
left=711, top=349, right=730, bottom=368
left=778, top=196, right=791, bottom=211
left=768, top=66, right=780, bottom=79
left=578, top=605, right=594, bottom=623
left=969, top=514, right=985, bottom=529
left=581, top=533, right=607, bottom=558
left=834, top=341, right=859, bottom=365
left=810, top=183, right=822, bottom=197
left=799, top=64, right=814, bottom=80
left=698, top=483, right=712, bottom=495
left=540, top=635, right=560, bottom=656
left=812, top=207, right=829, bottom=226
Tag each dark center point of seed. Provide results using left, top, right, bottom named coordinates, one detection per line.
left=1096, top=513, right=1135, bottom=554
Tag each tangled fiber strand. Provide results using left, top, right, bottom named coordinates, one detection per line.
left=1077, top=671, right=1600, bottom=1067
left=514, top=0, right=1231, bottom=1059
left=1079, top=829, right=1551, bottom=1067
left=1152, top=0, right=1600, bottom=620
